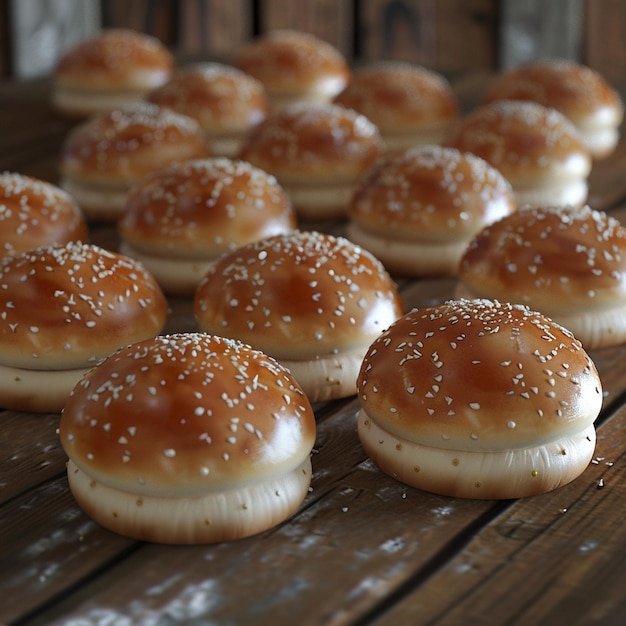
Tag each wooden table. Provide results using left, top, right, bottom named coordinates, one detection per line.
left=2, top=75, right=626, bottom=626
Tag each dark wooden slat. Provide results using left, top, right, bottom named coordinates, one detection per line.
left=0, top=479, right=137, bottom=626
left=259, top=0, right=355, bottom=59
left=0, top=411, right=64, bottom=505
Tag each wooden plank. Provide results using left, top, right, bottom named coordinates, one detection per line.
left=0, top=478, right=137, bottom=626
left=357, top=0, right=497, bottom=74
left=498, top=0, right=584, bottom=70
left=100, top=0, right=177, bottom=44
left=584, top=0, right=626, bottom=89
left=364, top=403, right=626, bottom=625
left=259, top=0, right=355, bottom=59
left=176, top=0, right=252, bottom=60
left=0, top=411, right=65, bottom=505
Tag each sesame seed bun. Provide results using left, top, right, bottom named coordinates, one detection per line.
left=118, top=158, right=296, bottom=295
left=0, top=172, right=88, bottom=258
left=333, top=62, right=459, bottom=151
left=346, top=145, right=516, bottom=276
left=484, top=59, right=624, bottom=159
left=357, top=299, right=602, bottom=499
left=233, top=30, right=350, bottom=110
left=456, top=204, right=626, bottom=349
left=238, top=103, right=384, bottom=220
left=0, top=241, right=167, bottom=413
left=53, top=29, right=174, bottom=118
left=194, top=230, right=403, bottom=402
left=60, top=332, right=316, bottom=543
left=450, top=100, right=592, bottom=208
left=59, top=103, right=211, bottom=222
left=147, top=63, right=269, bottom=157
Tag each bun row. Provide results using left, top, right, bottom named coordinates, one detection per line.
left=4, top=28, right=621, bottom=544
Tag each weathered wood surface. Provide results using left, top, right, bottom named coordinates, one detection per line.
left=2, top=75, right=626, bottom=626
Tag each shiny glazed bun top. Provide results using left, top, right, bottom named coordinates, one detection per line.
left=349, top=145, right=516, bottom=242
left=484, top=59, right=623, bottom=158
left=238, top=103, right=383, bottom=183
left=0, top=172, right=88, bottom=258
left=54, top=28, right=174, bottom=91
left=458, top=204, right=626, bottom=312
left=233, top=29, right=350, bottom=104
left=358, top=299, right=602, bottom=450
left=450, top=100, right=591, bottom=187
left=119, top=158, right=295, bottom=257
left=194, top=230, right=403, bottom=360
left=147, top=62, right=269, bottom=134
left=60, top=333, right=316, bottom=495
left=333, top=62, right=459, bottom=132
left=59, top=102, right=210, bottom=185
left=484, top=60, right=623, bottom=126
left=0, top=241, right=167, bottom=370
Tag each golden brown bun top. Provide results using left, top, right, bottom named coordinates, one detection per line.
left=450, top=100, right=591, bottom=185
left=54, top=28, right=174, bottom=90
left=0, top=172, right=89, bottom=258
left=233, top=29, right=350, bottom=96
left=60, top=332, right=316, bottom=496
left=146, top=63, right=269, bottom=133
left=484, top=59, right=624, bottom=128
left=334, top=62, right=459, bottom=130
left=358, top=299, right=602, bottom=450
left=119, top=158, right=296, bottom=257
left=349, top=145, right=516, bottom=242
left=194, top=230, right=403, bottom=359
left=458, top=204, right=626, bottom=311
left=0, top=241, right=167, bottom=370
left=238, top=103, right=384, bottom=183
left=59, top=103, right=211, bottom=184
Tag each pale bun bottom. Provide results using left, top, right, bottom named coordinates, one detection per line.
left=0, top=363, right=93, bottom=413
left=53, top=87, right=149, bottom=119
left=66, top=456, right=312, bottom=544
left=382, top=123, right=457, bottom=152
left=207, top=134, right=246, bottom=158
left=268, top=78, right=346, bottom=111
left=61, top=177, right=130, bottom=222
left=280, top=347, right=368, bottom=403
left=513, top=179, right=588, bottom=209
left=284, top=182, right=355, bottom=220
left=455, top=282, right=626, bottom=350
left=577, top=125, right=619, bottom=160
left=357, top=410, right=596, bottom=499
left=119, top=241, right=216, bottom=296
left=346, top=222, right=467, bottom=277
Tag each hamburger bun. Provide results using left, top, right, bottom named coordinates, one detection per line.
left=357, top=298, right=602, bottom=499
left=59, top=102, right=211, bottom=221
left=0, top=241, right=167, bottom=413
left=450, top=100, right=592, bottom=208
left=456, top=204, right=626, bottom=349
left=347, top=145, right=516, bottom=276
left=233, top=29, right=350, bottom=110
left=194, top=230, right=403, bottom=402
left=60, top=332, right=316, bottom=543
left=239, top=103, right=384, bottom=220
left=334, top=62, right=459, bottom=151
left=118, top=158, right=296, bottom=295
left=53, top=28, right=174, bottom=118
left=147, top=62, right=269, bottom=157
left=0, top=171, right=88, bottom=258
left=484, top=59, right=624, bottom=159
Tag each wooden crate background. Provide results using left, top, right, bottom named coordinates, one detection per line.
left=1, top=0, right=625, bottom=92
